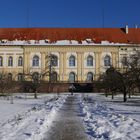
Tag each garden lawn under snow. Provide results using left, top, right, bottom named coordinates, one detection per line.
left=80, top=93, right=140, bottom=140
left=0, top=93, right=67, bottom=140
left=0, top=93, right=140, bottom=140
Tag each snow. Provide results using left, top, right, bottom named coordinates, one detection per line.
left=55, top=40, right=79, bottom=45
left=0, top=39, right=129, bottom=46
left=80, top=93, right=140, bottom=140
left=0, top=93, right=67, bottom=140
left=0, top=93, right=140, bottom=140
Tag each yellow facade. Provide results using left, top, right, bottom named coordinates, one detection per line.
left=0, top=45, right=138, bottom=82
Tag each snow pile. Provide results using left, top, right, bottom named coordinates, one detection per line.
left=80, top=95, right=140, bottom=140
left=0, top=94, right=67, bottom=140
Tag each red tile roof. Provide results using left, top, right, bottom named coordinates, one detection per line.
left=0, top=28, right=140, bottom=44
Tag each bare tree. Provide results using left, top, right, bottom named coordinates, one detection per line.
left=100, top=50, right=140, bottom=102
left=21, top=53, right=56, bottom=97
left=42, top=53, right=57, bottom=92
left=0, top=71, right=8, bottom=95
left=21, top=71, right=40, bottom=99
left=0, top=70, right=15, bottom=103
left=42, top=53, right=56, bottom=80
left=121, top=51, right=140, bottom=96
left=100, top=67, right=128, bottom=102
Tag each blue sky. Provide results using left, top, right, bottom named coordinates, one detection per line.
left=0, top=0, right=140, bottom=28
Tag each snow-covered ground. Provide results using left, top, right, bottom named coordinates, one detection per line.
left=80, top=93, right=140, bottom=140
left=0, top=93, right=140, bottom=140
left=0, top=93, right=67, bottom=140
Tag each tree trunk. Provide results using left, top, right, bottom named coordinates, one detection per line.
left=10, top=94, right=14, bottom=104
left=123, top=91, right=127, bottom=102
left=34, top=91, right=37, bottom=99
left=128, top=87, right=131, bottom=98
left=105, top=89, right=108, bottom=97
left=112, top=91, right=114, bottom=99
left=128, top=93, right=131, bottom=98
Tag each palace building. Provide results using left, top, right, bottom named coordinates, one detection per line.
left=0, top=27, right=140, bottom=83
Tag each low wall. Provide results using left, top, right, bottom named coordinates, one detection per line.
left=3, top=82, right=105, bottom=93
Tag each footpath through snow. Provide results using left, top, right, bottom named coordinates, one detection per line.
left=43, top=94, right=88, bottom=140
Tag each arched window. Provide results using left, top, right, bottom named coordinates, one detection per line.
left=69, top=72, right=75, bottom=82
left=8, top=56, right=13, bottom=66
left=69, top=55, right=75, bottom=66
left=51, top=72, right=58, bottom=82
left=87, top=55, right=93, bottom=66
left=18, top=73, right=24, bottom=81
left=8, top=73, right=12, bottom=81
left=18, top=56, right=23, bottom=66
left=0, top=56, right=3, bottom=66
left=104, top=55, right=111, bottom=66
left=32, top=55, right=39, bottom=66
left=87, top=72, right=93, bottom=82
left=51, top=55, right=58, bottom=66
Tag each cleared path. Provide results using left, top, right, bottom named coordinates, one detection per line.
left=43, top=94, right=88, bottom=140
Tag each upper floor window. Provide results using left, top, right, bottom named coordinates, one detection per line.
left=51, top=55, right=58, bottom=66
left=69, top=55, right=75, bottom=67
left=0, top=56, right=3, bottom=66
left=32, top=55, right=39, bottom=67
left=18, top=56, right=23, bottom=66
left=87, top=55, right=93, bottom=66
left=104, top=55, right=111, bottom=66
left=8, top=56, right=13, bottom=66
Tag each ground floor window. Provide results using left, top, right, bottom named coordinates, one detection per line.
left=87, top=72, right=93, bottom=82
left=8, top=73, right=12, bottom=81
left=69, top=72, right=75, bottom=82
left=18, top=73, right=24, bottom=81
left=51, top=72, right=58, bottom=82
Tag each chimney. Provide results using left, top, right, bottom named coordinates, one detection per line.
left=125, top=25, right=129, bottom=34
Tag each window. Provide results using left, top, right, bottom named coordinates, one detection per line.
left=87, top=55, right=93, bottom=66
left=122, top=56, right=127, bottom=66
left=0, top=56, right=3, bottom=66
left=8, top=56, right=13, bottom=66
left=51, top=72, right=58, bottom=82
left=104, top=55, right=111, bottom=66
left=87, top=72, right=93, bottom=82
left=18, top=56, right=23, bottom=66
left=8, top=73, right=12, bottom=81
left=69, top=72, right=75, bottom=82
left=51, top=55, right=58, bottom=66
left=69, top=55, right=75, bottom=66
left=18, top=73, right=24, bottom=81
left=32, top=55, right=39, bottom=67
